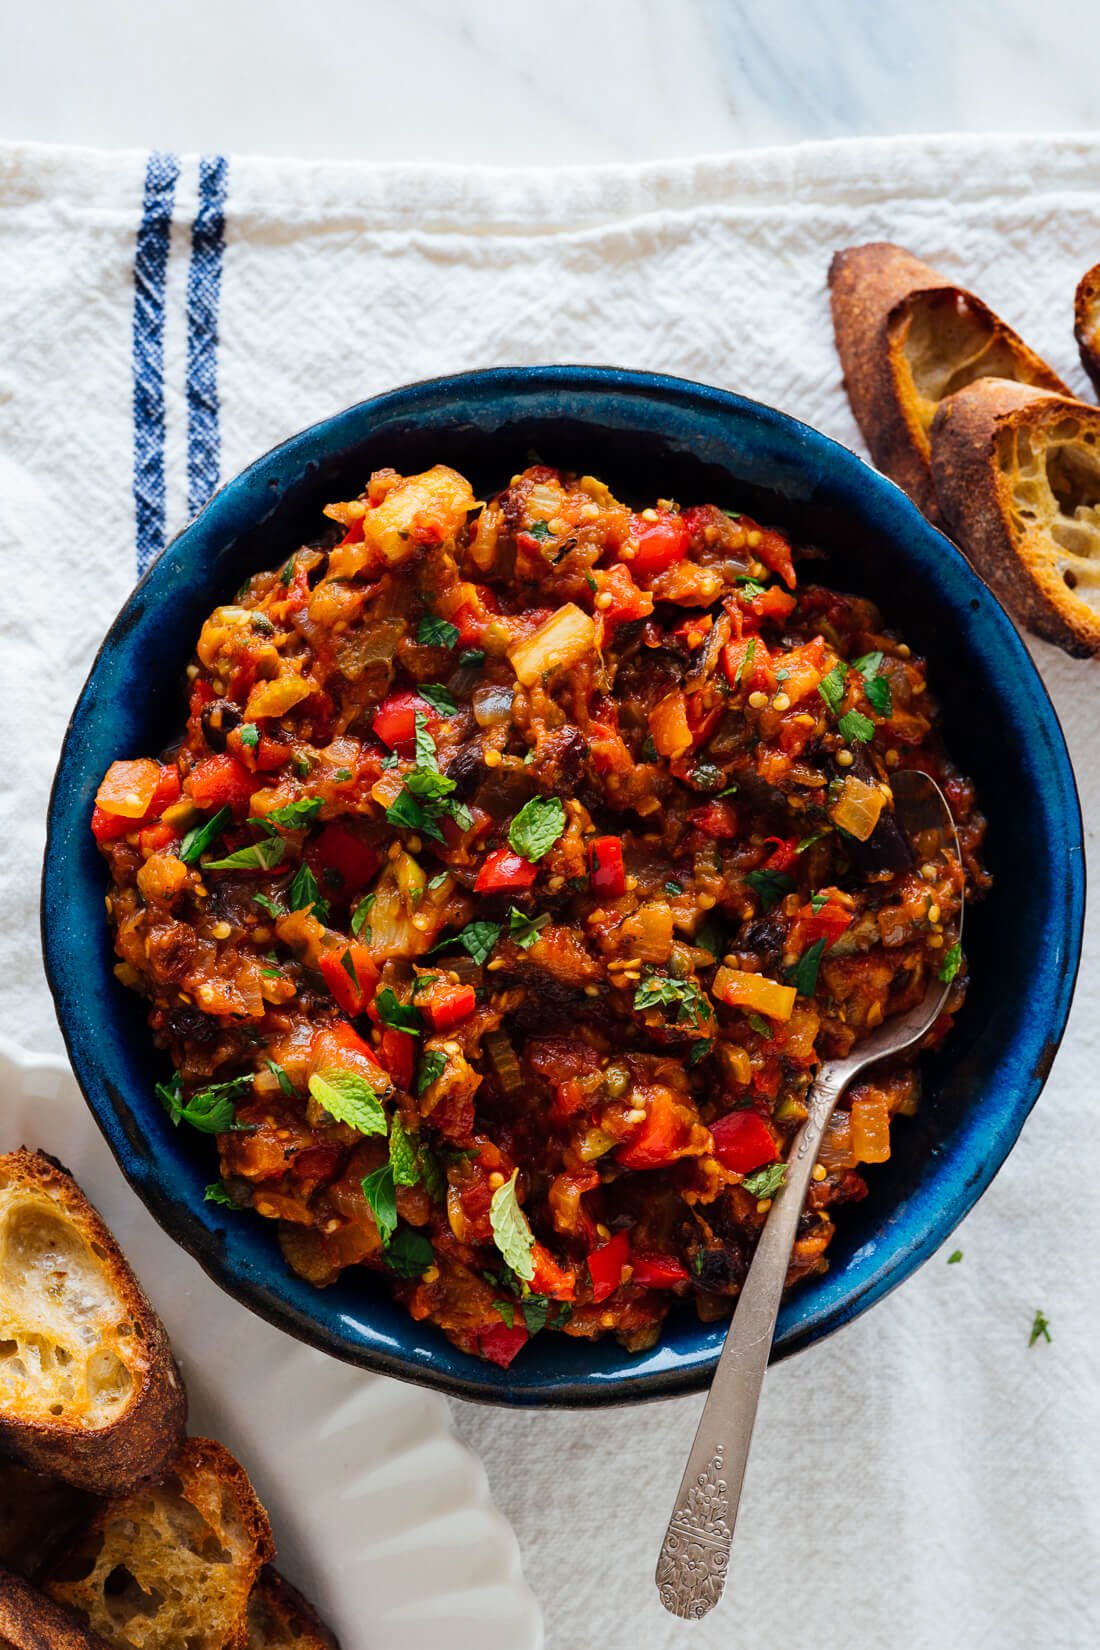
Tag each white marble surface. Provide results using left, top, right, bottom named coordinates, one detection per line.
left=3, top=0, right=1100, bottom=163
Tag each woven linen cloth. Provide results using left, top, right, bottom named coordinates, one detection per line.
left=2, top=132, right=1098, bottom=1650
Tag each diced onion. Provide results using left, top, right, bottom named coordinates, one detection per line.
left=473, top=684, right=515, bottom=728
left=509, top=604, right=596, bottom=685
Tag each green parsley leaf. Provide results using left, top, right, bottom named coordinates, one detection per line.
left=837, top=709, right=875, bottom=744
left=157, top=1072, right=253, bottom=1134
left=361, top=1163, right=398, bottom=1246
left=203, top=836, right=286, bottom=873
left=388, top=1115, right=421, bottom=1187
left=1029, top=1308, right=1052, bottom=1347
left=492, top=1299, right=516, bottom=1328
left=292, top=751, right=312, bottom=778
left=180, top=805, right=231, bottom=865
left=633, top=972, right=709, bottom=1029
left=947, top=1249, right=963, bottom=1265
left=852, top=650, right=884, bottom=678
left=810, top=891, right=829, bottom=913
left=308, top=1069, right=387, bottom=1136
left=508, top=907, right=550, bottom=949
left=239, top=723, right=260, bottom=750
left=737, top=578, right=767, bottom=600
left=687, top=1038, right=713, bottom=1066
left=252, top=891, right=286, bottom=919
left=418, top=682, right=458, bottom=716
left=266, top=1058, right=294, bottom=1097
left=266, top=796, right=324, bottom=829
left=734, top=637, right=756, bottom=689
left=796, top=830, right=828, bottom=854
left=489, top=1169, right=535, bottom=1283
left=351, top=892, right=374, bottom=939
left=287, top=860, right=328, bottom=919
left=376, top=988, right=422, bottom=1036
left=745, top=868, right=796, bottom=912
left=521, top=1295, right=551, bottom=1335
left=817, top=662, right=847, bottom=716
left=529, top=520, right=553, bottom=542
left=938, top=942, right=962, bottom=984
left=747, top=1012, right=774, bottom=1041
left=415, top=1049, right=447, bottom=1095
left=741, top=1161, right=786, bottom=1199
left=384, top=1227, right=436, bottom=1278
left=386, top=788, right=443, bottom=841
left=433, top=919, right=501, bottom=966
left=789, top=937, right=827, bottom=996
left=333, top=767, right=353, bottom=782
left=508, top=795, right=565, bottom=863
left=459, top=648, right=486, bottom=668
left=417, top=616, right=459, bottom=649
left=864, top=674, right=892, bottom=716
left=204, top=1182, right=239, bottom=1208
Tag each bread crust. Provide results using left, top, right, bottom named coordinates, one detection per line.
left=247, top=1569, right=340, bottom=1650
left=0, top=1465, right=97, bottom=1583
left=0, top=1569, right=108, bottom=1650
left=930, top=378, right=1100, bottom=656
left=829, top=242, right=1069, bottom=523
left=1074, top=262, right=1100, bottom=395
left=0, top=1151, right=186, bottom=1494
left=43, top=1437, right=275, bottom=1650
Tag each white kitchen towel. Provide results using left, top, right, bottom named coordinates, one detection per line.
left=2, top=132, right=1098, bottom=1650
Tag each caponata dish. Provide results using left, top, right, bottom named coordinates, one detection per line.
left=91, top=463, right=984, bottom=1367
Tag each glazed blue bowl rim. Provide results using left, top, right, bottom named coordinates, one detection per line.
left=42, top=364, right=1085, bottom=1407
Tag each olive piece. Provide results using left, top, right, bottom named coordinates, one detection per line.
left=201, top=699, right=243, bottom=752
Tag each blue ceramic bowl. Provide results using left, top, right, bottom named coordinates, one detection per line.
left=43, top=367, right=1084, bottom=1406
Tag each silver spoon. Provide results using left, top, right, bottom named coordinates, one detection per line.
left=656, top=769, right=962, bottom=1620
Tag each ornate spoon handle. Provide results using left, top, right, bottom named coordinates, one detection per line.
left=654, top=1076, right=843, bottom=1619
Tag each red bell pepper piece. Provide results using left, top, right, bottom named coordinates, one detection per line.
left=791, top=897, right=852, bottom=952
left=721, top=635, right=777, bottom=695
left=319, top=944, right=379, bottom=1018
left=593, top=563, right=654, bottom=629
left=631, top=1252, right=690, bottom=1289
left=710, top=1110, right=777, bottom=1175
left=378, top=1026, right=416, bottom=1090
left=615, top=1091, right=694, bottom=1171
left=752, top=526, right=797, bottom=590
left=589, top=835, right=625, bottom=897
left=372, top=690, right=432, bottom=753
left=587, top=1230, right=631, bottom=1304
left=187, top=754, right=256, bottom=817
left=291, top=1143, right=344, bottom=1183
left=474, top=847, right=538, bottom=893
left=762, top=835, right=799, bottom=872
left=428, top=983, right=476, bottom=1033
left=530, top=1242, right=576, bottom=1302
left=138, top=820, right=179, bottom=857
left=478, top=1317, right=529, bottom=1369
left=748, top=585, right=797, bottom=622
left=308, top=822, right=379, bottom=893
left=687, top=800, right=738, bottom=839
left=628, top=513, right=690, bottom=577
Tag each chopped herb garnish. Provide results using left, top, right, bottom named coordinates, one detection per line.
left=742, top=1161, right=786, bottom=1199
left=723, top=509, right=742, bottom=520
left=376, top=988, right=422, bottom=1036
left=279, top=555, right=297, bottom=585
left=180, top=805, right=231, bottom=865
left=938, top=942, right=962, bottom=984
left=252, top=891, right=285, bottom=919
left=745, top=868, right=796, bottom=912
left=384, top=1227, right=436, bottom=1278
left=747, top=1012, right=774, bottom=1041
left=292, top=751, right=312, bottom=778
left=459, top=648, right=486, bottom=668
left=386, top=787, right=443, bottom=841
left=418, top=682, right=458, bottom=716
left=789, top=937, right=827, bottom=997
left=585, top=573, right=598, bottom=592
left=204, top=1183, right=239, bottom=1208
left=521, top=1295, right=552, bottom=1335
left=734, top=637, right=756, bottom=689
left=633, top=971, right=708, bottom=1029
left=307, top=1069, right=387, bottom=1136
left=203, top=836, right=286, bottom=873
left=266, top=796, right=324, bottom=829
left=737, top=578, right=767, bottom=600
left=489, top=1169, right=535, bottom=1283
left=433, top=919, right=501, bottom=966
left=837, top=709, right=875, bottom=744
left=266, top=1058, right=294, bottom=1097
left=239, top=723, right=260, bottom=750
left=157, top=1072, right=253, bottom=1134
left=640, top=734, right=658, bottom=762
left=508, top=907, right=550, bottom=949
left=688, top=1038, right=713, bottom=1066
left=492, top=1299, right=516, bottom=1329
left=288, top=860, right=328, bottom=920
left=508, top=795, right=566, bottom=863
left=853, top=651, right=893, bottom=717
left=351, top=892, right=375, bottom=939
left=332, top=767, right=353, bottom=782
left=817, top=662, right=847, bottom=717
left=796, top=830, right=828, bottom=854
left=1029, top=1309, right=1052, bottom=1347
left=664, top=880, right=683, bottom=895
left=388, top=1115, right=421, bottom=1187
left=947, top=1249, right=963, bottom=1265
left=415, top=1049, right=447, bottom=1095
left=361, top=1163, right=398, bottom=1246
left=529, top=520, right=553, bottom=542
left=810, top=891, right=830, bottom=913
left=417, top=615, right=460, bottom=649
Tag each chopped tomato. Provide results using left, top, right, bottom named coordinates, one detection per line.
left=138, top=820, right=178, bottom=856
left=774, top=635, right=828, bottom=706
left=688, top=800, right=738, bottom=839
left=628, top=513, right=689, bottom=577
left=254, top=736, right=292, bottom=772
left=615, top=1091, right=694, bottom=1171
left=747, top=585, right=797, bottom=622
left=631, top=1252, right=690, bottom=1289
left=474, top=847, right=537, bottom=893
left=530, top=1242, right=576, bottom=1302
left=790, top=897, right=852, bottom=953
left=291, top=1143, right=344, bottom=1182
left=710, top=1110, right=777, bottom=1175
left=478, top=1317, right=529, bottom=1369
left=762, top=835, right=799, bottom=872
left=319, top=944, right=379, bottom=1018
left=372, top=691, right=432, bottom=753
left=187, top=754, right=255, bottom=817
left=91, top=764, right=181, bottom=842
left=378, top=1026, right=416, bottom=1090
left=593, top=563, right=653, bottom=629
left=308, top=822, right=380, bottom=893
left=721, top=635, right=776, bottom=695
left=672, top=612, right=713, bottom=651
left=428, top=983, right=476, bottom=1033
left=752, top=526, right=797, bottom=590
left=587, top=1230, right=632, bottom=1303
left=648, top=688, right=692, bottom=760
left=589, top=835, right=625, bottom=897
left=448, top=584, right=500, bottom=647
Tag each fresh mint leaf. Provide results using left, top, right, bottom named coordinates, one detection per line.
left=745, top=868, right=796, bottom=912
left=734, top=637, right=756, bottom=689
left=508, top=907, right=550, bottom=949
left=376, top=988, right=422, bottom=1036
left=415, top=1049, right=447, bottom=1095
left=508, top=795, right=565, bottom=863
left=789, top=937, right=827, bottom=996
left=204, top=836, right=286, bottom=873
left=417, top=616, right=459, bottom=649
left=1029, top=1308, right=1052, bottom=1347
left=288, top=860, right=328, bottom=919
left=742, top=1161, right=785, bottom=1198
left=385, top=1227, right=435, bottom=1278
left=746, top=1012, right=773, bottom=1040
left=308, top=1069, right=387, bottom=1135
left=157, top=1072, right=253, bottom=1134
left=433, top=919, right=501, bottom=966
left=688, top=1038, right=713, bottom=1066
left=810, top=891, right=830, bottom=913
left=492, top=1298, right=516, bottom=1328
left=252, top=891, right=285, bottom=918
left=361, top=1163, right=398, bottom=1245
left=351, top=892, right=374, bottom=939
left=529, top=520, right=553, bottom=542
left=947, top=1249, right=963, bottom=1265
left=204, top=1182, right=239, bottom=1208
left=266, top=1058, right=294, bottom=1097
left=266, top=796, right=324, bottom=829
left=180, top=804, right=231, bottom=865
left=489, top=1169, right=535, bottom=1282
left=938, top=942, right=962, bottom=984
left=633, top=971, right=708, bottom=1028
left=459, top=648, right=485, bottom=668
left=389, top=1115, right=421, bottom=1187
left=418, top=682, right=457, bottom=716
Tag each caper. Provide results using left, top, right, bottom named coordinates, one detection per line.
left=604, top=1064, right=631, bottom=1099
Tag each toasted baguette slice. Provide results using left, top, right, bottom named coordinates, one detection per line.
left=1074, top=262, right=1100, bottom=394
left=829, top=242, right=1069, bottom=522
left=246, top=1570, right=339, bottom=1650
left=0, top=1568, right=108, bottom=1650
left=0, top=1464, right=98, bottom=1582
left=930, top=378, right=1100, bottom=655
left=0, top=1151, right=185, bottom=1494
left=43, top=1437, right=275, bottom=1650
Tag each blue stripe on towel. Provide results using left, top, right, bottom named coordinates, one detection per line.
left=186, top=155, right=229, bottom=520
left=132, top=151, right=180, bottom=576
